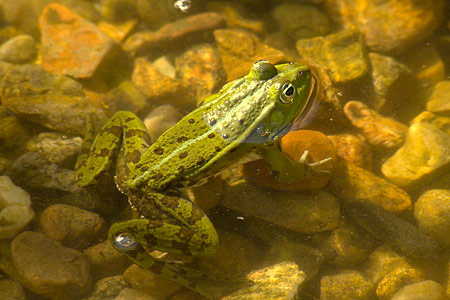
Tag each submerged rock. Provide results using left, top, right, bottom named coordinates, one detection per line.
left=320, top=269, right=375, bottom=300
left=0, top=34, right=36, bottom=64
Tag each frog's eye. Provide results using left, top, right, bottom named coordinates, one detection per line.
left=280, top=82, right=296, bottom=104
left=251, top=60, right=278, bottom=80
left=113, top=232, right=137, bottom=250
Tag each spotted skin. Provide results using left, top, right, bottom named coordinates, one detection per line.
left=75, top=61, right=315, bottom=299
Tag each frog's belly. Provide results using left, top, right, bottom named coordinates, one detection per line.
left=175, top=150, right=263, bottom=188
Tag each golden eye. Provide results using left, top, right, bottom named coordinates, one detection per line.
left=280, top=82, right=295, bottom=104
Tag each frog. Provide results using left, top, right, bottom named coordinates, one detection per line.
left=75, top=60, right=322, bottom=298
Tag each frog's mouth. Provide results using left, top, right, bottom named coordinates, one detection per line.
left=291, top=72, right=319, bottom=130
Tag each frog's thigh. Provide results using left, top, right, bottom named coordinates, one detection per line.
left=75, top=111, right=151, bottom=186
left=116, top=192, right=219, bottom=257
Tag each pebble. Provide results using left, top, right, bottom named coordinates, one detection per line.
left=320, top=270, right=375, bottom=300
left=0, top=176, right=34, bottom=240
left=83, top=241, right=131, bottom=279
left=0, top=64, right=105, bottom=135
left=0, top=279, right=26, bottom=300
left=39, top=3, right=118, bottom=78
left=82, top=275, right=128, bottom=300
left=382, top=122, right=450, bottom=188
left=114, top=288, right=156, bottom=300
left=132, top=57, right=187, bottom=107
left=222, top=180, right=339, bottom=234
left=344, top=100, right=408, bottom=149
left=391, top=280, right=445, bottom=300
left=223, top=261, right=306, bottom=300
left=214, top=28, right=288, bottom=81
left=175, top=43, right=226, bottom=104
left=25, top=132, right=82, bottom=168
left=271, top=3, right=329, bottom=40
left=414, top=189, right=450, bottom=247
left=325, top=0, right=444, bottom=54
left=11, top=231, right=92, bottom=299
left=38, top=204, right=105, bottom=250
left=376, top=267, right=424, bottom=300
left=328, top=133, right=372, bottom=171
left=123, top=264, right=182, bottom=299
left=124, top=12, right=225, bottom=57
left=296, top=30, right=368, bottom=84
left=243, top=130, right=335, bottom=191
left=143, top=105, right=182, bottom=142
left=426, top=80, right=450, bottom=114
left=328, top=158, right=411, bottom=212
left=0, top=34, right=36, bottom=64
left=102, top=80, right=148, bottom=116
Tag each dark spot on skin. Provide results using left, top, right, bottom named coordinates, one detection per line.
left=125, top=117, right=134, bottom=122
left=215, top=146, right=221, bottom=152
left=230, top=148, right=236, bottom=153
left=89, top=166, right=95, bottom=170
left=124, top=129, right=147, bottom=139
left=222, top=134, right=229, bottom=139
left=126, top=149, right=142, bottom=163
left=178, top=166, right=185, bottom=173
left=177, top=136, right=188, bottom=143
left=208, top=133, right=215, bottom=138
left=153, top=173, right=163, bottom=180
left=209, top=119, right=216, bottom=126
left=188, top=118, right=195, bottom=124
left=197, top=157, right=205, bottom=165
left=179, top=152, right=188, bottom=159
left=139, top=166, right=148, bottom=173
left=154, top=147, right=164, bottom=155
left=239, top=119, right=244, bottom=125
left=104, top=125, right=122, bottom=136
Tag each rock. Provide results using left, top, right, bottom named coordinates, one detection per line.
left=0, top=279, right=26, bottom=300
left=344, top=101, right=408, bottom=149
left=243, top=130, right=335, bottom=191
left=8, top=152, right=119, bottom=215
left=25, top=132, right=82, bottom=168
left=0, top=110, right=31, bottom=151
left=98, top=20, right=138, bottom=43
left=206, top=1, right=265, bottom=34
left=123, top=264, right=182, bottom=299
left=363, top=245, right=413, bottom=284
left=214, top=28, right=289, bottom=81
left=328, top=133, right=372, bottom=171
left=136, top=0, right=185, bottom=28
left=381, top=122, right=450, bottom=188
left=143, top=105, right=182, bottom=142
left=296, top=30, right=368, bottom=84
left=102, top=81, right=148, bottom=116
left=325, top=0, right=444, bottom=54
left=124, top=12, right=225, bottom=57
left=391, top=280, right=445, bottom=300
left=198, top=231, right=264, bottom=279
left=152, top=56, right=176, bottom=78
left=222, top=180, right=339, bottom=234
left=223, top=261, right=306, bottom=300
left=83, top=241, right=131, bottom=279
left=100, top=0, right=138, bottom=23
left=114, top=288, right=156, bottom=300
left=414, top=189, right=450, bottom=247
left=83, top=275, right=129, bottom=300
left=412, top=111, right=450, bottom=136
left=0, top=34, right=36, bottom=64
left=376, top=268, right=424, bottom=300
left=0, top=64, right=105, bottom=136
left=168, top=288, right=207, bottom=300
left=11, top=231, right=92, bottom=299
left=368, top=52, right=413, bottom=111
left=0, top=176, right=34, bottom=240
left=132, top=57, right=187, bottom=107
left=175, top=44, right=226, bottom=104
left=426, top=81, right=450, bottom=114
left=39, top=3, right=119, bottom=78
left=313, top=220, right=377, bottom=267
left=38, top=204, right=105, bottom=250
left=271, top=3, right=329, bottom=40
left=328, top=158, right=411, bottom=212
left=320, top=270, right=375, bottom=300
left=344, top=198, right=442, bottom=272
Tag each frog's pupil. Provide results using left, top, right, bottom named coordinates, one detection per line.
left=285, top=86, right=294, bottom=97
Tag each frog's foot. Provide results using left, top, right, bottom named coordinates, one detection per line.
left=299, top=150, right=332, bottom=174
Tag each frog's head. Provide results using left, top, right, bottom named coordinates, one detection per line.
left=246, top=60, right=316, bottom=142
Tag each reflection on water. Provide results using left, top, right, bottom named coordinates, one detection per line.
left=0, top=0, right=449, bottom=299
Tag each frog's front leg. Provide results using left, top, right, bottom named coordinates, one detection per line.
left=75, top=111, right=151, bottom=187
left=261, top=143, right=331, bottom=183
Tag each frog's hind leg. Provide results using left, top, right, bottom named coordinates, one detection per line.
left=75, top=111, right=151, bottom=187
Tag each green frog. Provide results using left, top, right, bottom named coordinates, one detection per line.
left=75, top=61, right=320, bottom=298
